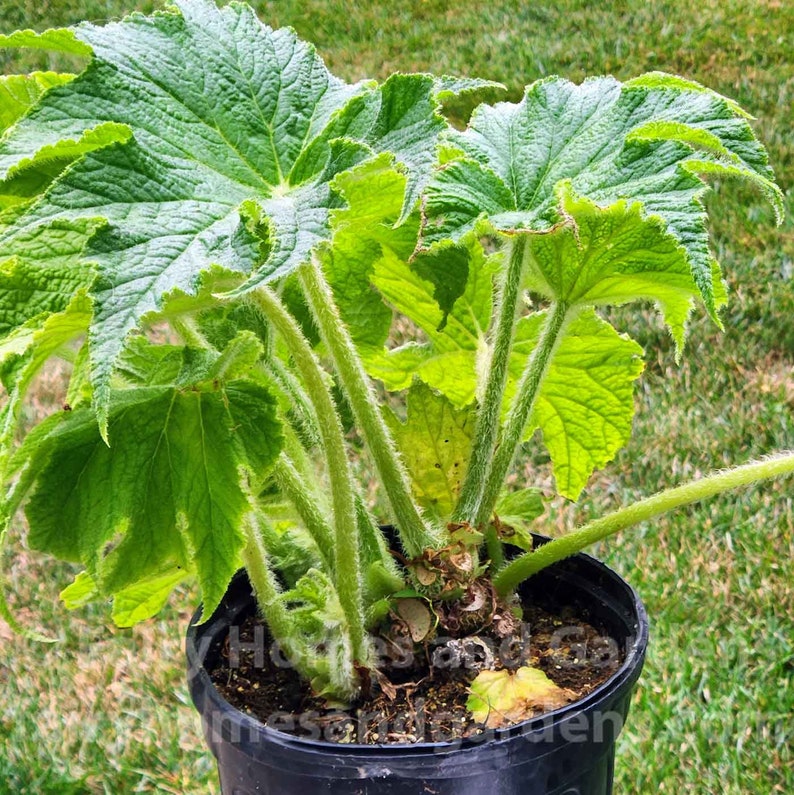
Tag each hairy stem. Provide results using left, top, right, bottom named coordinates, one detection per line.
left=171, top=316, right=209, bottom=349
left=242, top=515, right=359, bottom=699
left=298, top=259, right=440, bottom=557
left=355, top=494, right=402, bottom=577
left=454, top=236, right=528, bottom=525
left=264, top=356, right=322, bottom=451
left=484, top=525, right=505, bottom=572
left=240, top=516, right=295, bottom=649
left=249, top=287, right=367, bottom=666
left=494, top=451, right=794, bottom=595
left=475, top=301, right=571, bottom=528
left=277, top=414, right=316, bottom=486
left=273, top=454, right=335, bottom=570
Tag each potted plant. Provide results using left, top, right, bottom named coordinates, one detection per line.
left=1, top=0, right=791, bottom=792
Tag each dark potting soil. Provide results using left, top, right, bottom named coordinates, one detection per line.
left=208, top=599, right=623, bottom=745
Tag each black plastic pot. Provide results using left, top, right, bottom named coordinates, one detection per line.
left=186, top=544, right=648, bottom=794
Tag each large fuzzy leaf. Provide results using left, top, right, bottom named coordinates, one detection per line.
left=423, top=73, right=783, bottom=319
left=13, top=341, right=282, bottom=618
left=0, top=0, right=461, bottom=430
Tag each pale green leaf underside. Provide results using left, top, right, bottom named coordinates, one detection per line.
left=364, top=237, right=644, bottom=497
left=524, top=185, right=698, bottom=350
left=364, top=235, right=497, bottom=401
left=59, top=563, right=187, bottom=626
left=110, top=568, right=187, bottom=627
left=423, top=74, right=783, bottom=318
left=0, top=73, right=75, bottom=136
left=0, top=295, right=92, bottom=493
left=321, top=156, right=418, bottom=349
left=388, top=381, right=474, bottom=520
left=515, top=309, right=645, bottom=499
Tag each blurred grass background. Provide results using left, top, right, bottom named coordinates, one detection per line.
left=0, top=0, right=792, bottom=792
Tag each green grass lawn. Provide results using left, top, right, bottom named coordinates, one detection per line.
left=1, top=1, right=792, bottom=792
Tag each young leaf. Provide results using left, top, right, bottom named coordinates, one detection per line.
left=495, top=489, right=544, bottom=521
left=467, top=665, right=573, bottom=729
left=387, top=381, right=474, bottom=520
left=115, top=337, right=185, bottom=387
left=424, top=75, right=783, bottom=320
left=205, top=331, right=265, bottom=383
left=279, top=568, right=356, bottom=697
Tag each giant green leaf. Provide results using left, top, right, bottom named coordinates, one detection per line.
left=0, top=0, right=471, bottom=430
left=16, top=353, right=282, bottom=617
left=423, top=74, right=783, bottom=319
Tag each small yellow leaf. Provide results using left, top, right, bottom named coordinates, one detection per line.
left=467, top=665, right=573, bottom=728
